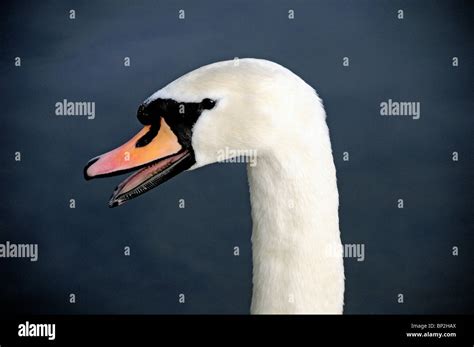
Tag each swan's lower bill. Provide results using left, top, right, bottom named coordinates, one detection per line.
left=108, top=150, right=192, bottom=207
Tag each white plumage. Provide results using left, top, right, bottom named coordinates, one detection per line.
left=150, top=59, right=344, bottom=314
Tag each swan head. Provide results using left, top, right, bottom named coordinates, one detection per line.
left=84, top=58, right=319, bottom=206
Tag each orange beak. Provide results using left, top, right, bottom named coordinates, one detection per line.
left=85, top=118, right=181, bottom=179
left=84, top=117, right=195, bottom=207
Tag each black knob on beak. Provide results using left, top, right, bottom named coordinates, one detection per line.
left=137, top=104, right=152, bottom=125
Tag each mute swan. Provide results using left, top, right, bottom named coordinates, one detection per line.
left=84, top=58, right=344, bottom=314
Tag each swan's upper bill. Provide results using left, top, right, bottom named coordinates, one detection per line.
left=84, top=58, right=322, bottom=206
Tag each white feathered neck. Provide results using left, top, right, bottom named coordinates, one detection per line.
left=247, top=98, right=344, bottom=313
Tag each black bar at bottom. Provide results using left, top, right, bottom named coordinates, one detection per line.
left=0, top=315, right=471, bottom=346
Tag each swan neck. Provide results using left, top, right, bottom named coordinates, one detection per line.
left=247, top=132, right=344, bottom=314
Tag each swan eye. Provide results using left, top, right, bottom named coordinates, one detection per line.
left=201, top=98, right=216, bottom=110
